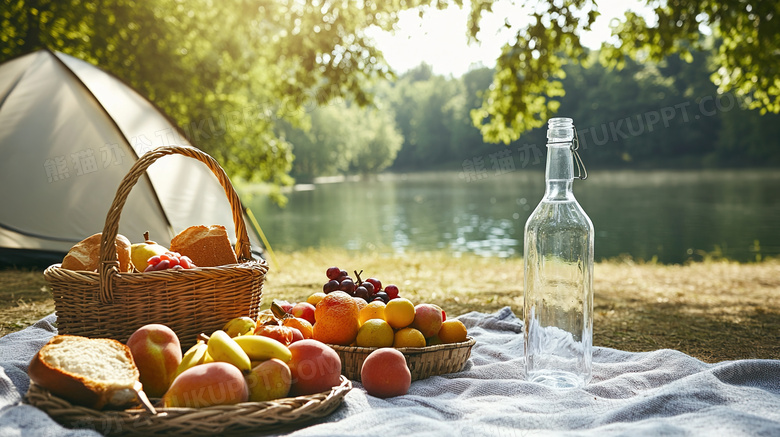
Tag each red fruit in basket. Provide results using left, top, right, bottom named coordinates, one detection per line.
left=373, top=291, right=389, bottom=303
left=126, top=324, right=182, bottom=398
left=291, top=302, right=316, bottom=325
left=365, top=278, right=382, bottom=292
left=384, top=284, right=400, bottom=300
left=411, top=304, right=444, bottom=339
left=288, top=339, right=342, bottom=396
left=143, top=252, right=195, bottom=272
left=326, top=266, right=342, bottom=280
left=163, top=362, right=248, bottom=408
left=289, top=327, right=304, bottom=343
left=254, top=325, right=295, bottom=346
left=323, top=280, right=340, bottom=293
left=361, top=348, right=411, bottom=398
left=354, top=286, right=370, bottom=301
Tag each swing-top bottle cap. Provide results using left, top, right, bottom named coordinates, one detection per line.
left=546, top=117, right=587, bottom=180
left=547, top=117, right=574, bottom=142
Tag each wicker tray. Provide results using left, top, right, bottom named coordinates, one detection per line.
left=330, top=337, right=476, bottom=381
left=25, top=377, right=352, bottom=436
left=43, top=146, right=268, bottom=346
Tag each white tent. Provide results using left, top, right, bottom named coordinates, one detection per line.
left=0, top=49, right=264, bottom=267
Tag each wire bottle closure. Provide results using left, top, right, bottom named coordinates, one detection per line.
left=549, top=128, right=588, bottom=181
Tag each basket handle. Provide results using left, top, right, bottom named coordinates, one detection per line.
left=98, top=146, right=254, bottom=303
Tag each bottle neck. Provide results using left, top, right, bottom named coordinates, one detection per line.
left=544, top=143, right=574, bottom=201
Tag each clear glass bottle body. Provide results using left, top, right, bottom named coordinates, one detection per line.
left=524, top=117, right=594, bottom=389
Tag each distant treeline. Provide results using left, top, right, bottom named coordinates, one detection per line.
left=283, top=48, right=780, bottom=181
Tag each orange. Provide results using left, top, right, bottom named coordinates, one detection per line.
left=355, top=319, right=394, bottom=347
left=393, top=327, right=426, bottom=348
left=312, top=291, right=360, bottom=345
left=282, top=317, right=314, bottom=339
left=359, top=301, right=386, bottom=325
left=307, top=292, right=327, bottom=307
left=385, top=298, right=416, bottom=329
left=438, top=319, right=468, bottom=344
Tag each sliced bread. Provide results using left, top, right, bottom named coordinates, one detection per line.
left=28, top=335, right=142, bottom=410
left=169, top=224, right=238, bottom=267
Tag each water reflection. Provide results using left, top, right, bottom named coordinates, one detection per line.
left=246, top=169, right=780, bottom=264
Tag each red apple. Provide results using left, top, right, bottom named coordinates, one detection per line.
left=291, top=302, right=316, bottom=325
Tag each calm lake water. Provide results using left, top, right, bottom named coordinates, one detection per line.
left=246, top=169, right=780, bottom=264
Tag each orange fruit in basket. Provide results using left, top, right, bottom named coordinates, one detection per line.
left=438, top=319, right=468, bottom=344
left=385, top=298, right=416, bottom=329
left=356, top=319, right=394, bottom=348
left=393, top=327, right=426, bottom=348
left=313, top=291, right=360, bottom=345
left=359, top=301, right=386, bottom=325
left=282, top=317, right=313, bottom=339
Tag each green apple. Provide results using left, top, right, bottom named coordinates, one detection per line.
left=130, top=232, right=169, bottom=272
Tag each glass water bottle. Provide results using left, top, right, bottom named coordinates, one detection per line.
left=523, top=117, right=594, bottom=388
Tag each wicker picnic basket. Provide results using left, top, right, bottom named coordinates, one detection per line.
left=330, top=336, right=476, bottom=381
left=43, top=146, right=268, bottom=346
left=25, top=376, right=352, bottom=436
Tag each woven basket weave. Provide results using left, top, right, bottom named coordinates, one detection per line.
left=25, top=377, right=352, bottom=436
left=330, top=337, right=476, bottom=381
left=43, top=146, right=268, bottom=346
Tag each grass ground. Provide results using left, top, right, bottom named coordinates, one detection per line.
left=2, top=250, right=778, bottom=362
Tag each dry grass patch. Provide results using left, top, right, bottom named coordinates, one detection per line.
left=1, top=251, right=778, bottom=363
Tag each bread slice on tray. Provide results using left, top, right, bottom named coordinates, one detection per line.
left=28, top=335, right=144, bottom=410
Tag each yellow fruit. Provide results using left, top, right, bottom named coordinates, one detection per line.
left=130, top=237, right=168, bottom=272
left=356, top=319, right=394, bottom=348
left=393, top=327, right=427, bottom=348
left=359, top=301, right=386, bottom=325
left=385, top=298, right=416, bottom=329
left=222, top=316, right=256, bottom=337
left=307, top=292, right=327, bottom=306
left=233, top=335, right=292, bottom=362
left=174, top=340, right=208, bottom=378
left=207, top=330, right=251, bottom=372
left=438, top=320, right=468, bottom=344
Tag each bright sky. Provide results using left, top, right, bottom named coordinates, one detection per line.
left=366, top=0, right=650, bottom=77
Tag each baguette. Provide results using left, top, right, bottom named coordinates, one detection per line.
left=28, top=335, right=142, bottom=410
left=169, top=224, right=238, bottom=267
left=60, top=233, right=134, bottom=272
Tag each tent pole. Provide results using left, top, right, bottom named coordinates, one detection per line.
left=245, top=207, right=280, bottom=273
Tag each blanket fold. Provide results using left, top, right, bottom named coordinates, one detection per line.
left=1, top=308, right=777, bottom=436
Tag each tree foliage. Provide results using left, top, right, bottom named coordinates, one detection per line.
left=449, top=0, right=780, bottom=143
left=2, top=0, right=777, bottom=187
left=282, top=100, right=403, bottom=182
left=0, top=0, right=427, bottom=200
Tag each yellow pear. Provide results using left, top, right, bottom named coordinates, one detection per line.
left=130, top=232, right=169, bottom=272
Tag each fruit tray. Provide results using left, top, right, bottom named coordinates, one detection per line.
left=44, top=146, right=267, bottom=346
left=330, top=337, right=476, bottom=382
left=25, top=376, right=352, bottom=436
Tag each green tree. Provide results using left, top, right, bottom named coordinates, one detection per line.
left=449, top=0, right=780, bottom=143
left=0, top=0, right=429, bottom=200
left=284, top=100, right=403, bottom=181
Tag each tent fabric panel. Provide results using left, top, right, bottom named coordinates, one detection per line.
left=0, top=51, right=172, bottom=246
left=56, top=52, right=264, bottom=251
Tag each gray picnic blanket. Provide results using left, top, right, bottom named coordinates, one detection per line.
left=1, top=307, right=779, bottom=436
